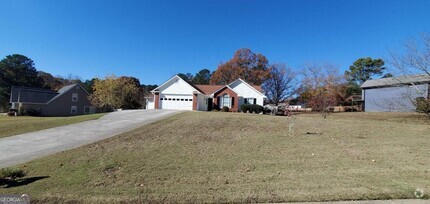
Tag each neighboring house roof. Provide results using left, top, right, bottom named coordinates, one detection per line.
left=58, top=84, right=77, bottom=94
left=196, top=81, right=263, bottom=96
left=152, top=75, right=266, bottom=97
left=195, top=85, right=224, bottom=95
left=228, top=78, right=267, bottom=98
left=361, top=74, right=430, bottom=89
left=10, top=83, right=88, bottom=104
left=152, top=75, right=203, bottom=94
left=46, top=84, right=88, bottom=103
left=10, top=86, right=58, bottom=104
left=144, top=93, right=154, bottom=98
left=211, top=85, right=236, bottom=96
left=345, top=95, right=363, bottom=102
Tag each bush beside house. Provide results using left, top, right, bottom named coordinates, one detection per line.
left=240, top=104, right=264, bottom=114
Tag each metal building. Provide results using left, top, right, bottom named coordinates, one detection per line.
left=361, top=74, right=430, bottom=112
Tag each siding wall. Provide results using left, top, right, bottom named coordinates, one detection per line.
left=364, top=84, right=429, bottom=112
left=229, top=80, right=265, bottom=106
left=45, top=85, right=93, bottom=116
left=159, top=77, right=196, bottom=95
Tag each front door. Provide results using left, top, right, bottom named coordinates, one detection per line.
left=207, top=98, right=213, bottom=111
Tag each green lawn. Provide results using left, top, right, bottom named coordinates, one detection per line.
left=1, top=112, right=429, bottom=203
left=0, top=113, right=106, bottom=138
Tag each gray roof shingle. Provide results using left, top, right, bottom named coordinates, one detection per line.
left=10, top=86, right=58, bottom=103
left=361, top=74, right=430, bottom=89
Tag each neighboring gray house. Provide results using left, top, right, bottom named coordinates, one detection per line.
left=361, top=74, right=430, bottom=112
left=10, top=84, right=95, bottom=116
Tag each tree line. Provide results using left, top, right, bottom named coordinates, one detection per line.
left=0, top=50, right=406, bottom=112
left=0, top=54, right=156, bottom=111
left=180, top=48, right=391, bottom=110
left=1, top=33, right=429, bottom=115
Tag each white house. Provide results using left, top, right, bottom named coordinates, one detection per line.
left=145, top=75, right=266, bottom=111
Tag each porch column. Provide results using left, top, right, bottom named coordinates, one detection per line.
left=154, top=93, right=160, bottom=109
left=192, top=93, right=198, bottom=110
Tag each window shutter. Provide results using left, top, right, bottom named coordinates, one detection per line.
left=231, top=97, right=234, bottom=107
left=253, top=98, right=256, bottom=104
left=244, top=98, right=248, bottom=104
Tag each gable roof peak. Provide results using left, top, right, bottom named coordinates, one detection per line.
left=151, top=74, right=202, bottom=94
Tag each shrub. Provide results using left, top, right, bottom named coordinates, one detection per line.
left=19, top=107, right=40, bottom=116
left=0, top=168, right=26, bottom=180
left=415, top=97, right=430, bottom=116
left=240, top=104, right=251, bottom=113
left=250, top=104, right=264, bottom=113
left=222, top=106, right=230, bottom=112
left=240, top=104, right=264, bottom=113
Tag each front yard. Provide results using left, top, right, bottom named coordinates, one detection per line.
left=1, top=112, right=429, bottom=203
left=0, top=113, right=106, bottom=139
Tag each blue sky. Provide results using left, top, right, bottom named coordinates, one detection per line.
left=1, top=0, right=430, bottom=85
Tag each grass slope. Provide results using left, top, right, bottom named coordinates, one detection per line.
left=1, top=112, right=429, bottom=203
left=0, top=113, right=106, bottom=138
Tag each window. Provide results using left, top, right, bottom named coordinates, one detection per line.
left=84, top=106, right=95, bottom=114
left=220, top=94, right=231, bottom=108
left=189, top=99, right=192, bottom=101
left=72, top=93, right=78, bottom=102
left=185, top=99, right=189, bottom=101
left=181, top=99, right=184, bottom=101
left=245, top=98, right=255, bottom=104
left=160, top=98, right=163, bottom=100
left=71, top=106, right=77, bottom=114
left=84, top=106, right=90, bottom=114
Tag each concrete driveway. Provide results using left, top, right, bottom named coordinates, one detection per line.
left=0, top=109, right=181, bottom=168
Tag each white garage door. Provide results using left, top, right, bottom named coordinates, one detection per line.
left=159, top=95, right=193, bottom=110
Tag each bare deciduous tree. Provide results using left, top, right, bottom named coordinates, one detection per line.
left=298, top=62, right=347, bottom=117
left=262, top=64, right=296, bottom=105
left=388, top=33, right=430, bottom=117
left=389, top=33, right=430, bottom=76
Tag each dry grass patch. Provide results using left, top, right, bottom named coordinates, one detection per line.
left=1, top=112, right=429, bottom=203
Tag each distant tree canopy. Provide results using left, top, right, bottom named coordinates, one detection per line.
left=345, top=57, right=389, bottom=85
left=141, top=84, right=158, bottom=93
left=37, top=71, right=63, bottom=90
left=210, top=48, right=270, bottom=85
left=177, top=68, right=212, bottom=85
left=82, top=78, right=97, bottom=94
left=177, top=73, right=194, bottom=82
left=192, top=69, right=211, bottom=84
left=90, top=75, right=141, bottom=109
